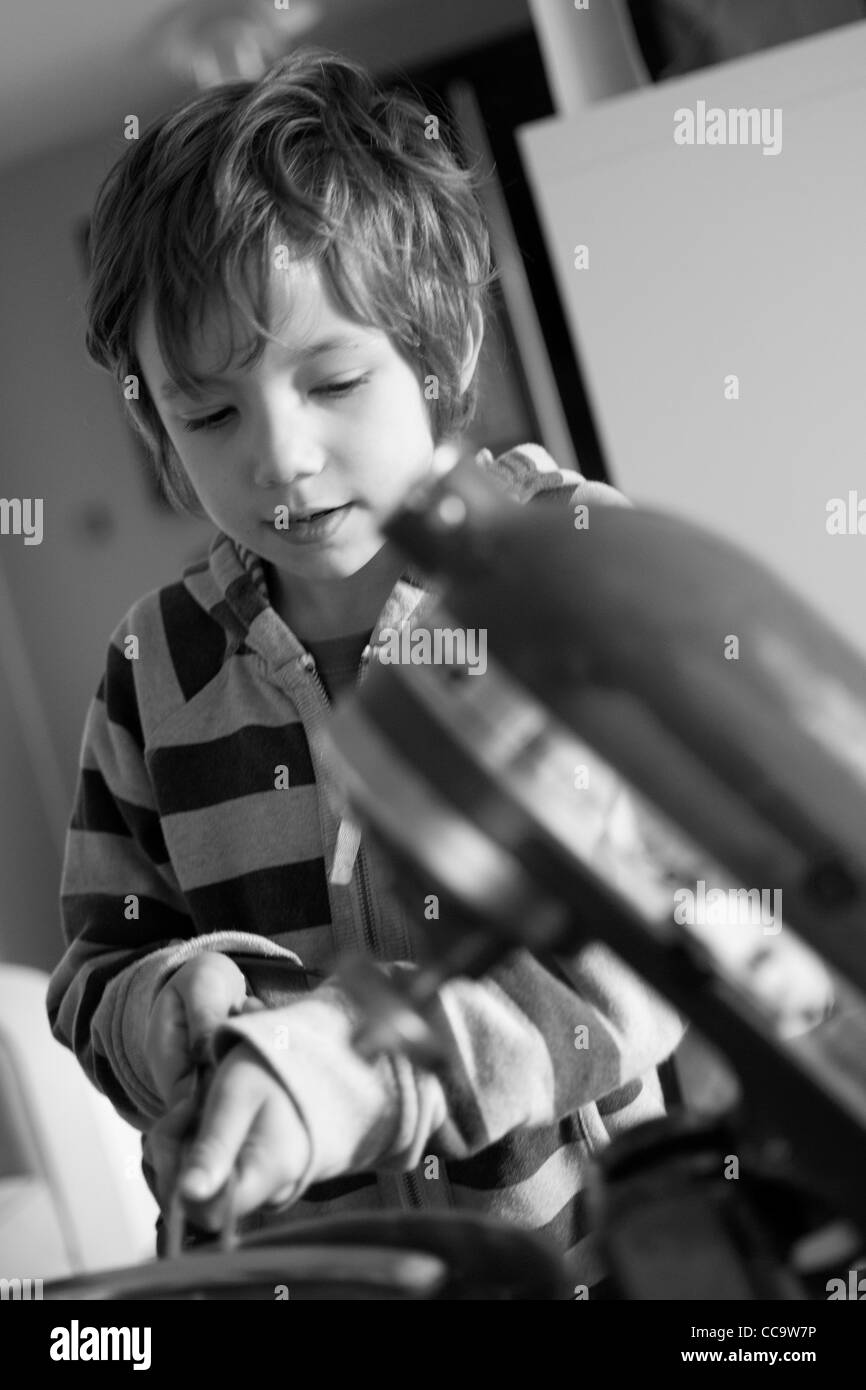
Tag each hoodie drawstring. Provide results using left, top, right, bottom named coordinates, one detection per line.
left=329, top=812, right=363, bottom=886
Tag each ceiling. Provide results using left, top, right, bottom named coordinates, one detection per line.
left=0, top=0, right=531, bottom=176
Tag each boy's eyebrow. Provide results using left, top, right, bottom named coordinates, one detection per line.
left=159, top=336, right=365, bottom=401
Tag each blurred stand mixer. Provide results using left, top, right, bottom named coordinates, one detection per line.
left=322, top=441, right=866, bottom=1301
left=45, top=442, right=866, bottom=1301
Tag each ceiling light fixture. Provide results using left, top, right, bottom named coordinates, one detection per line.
left=147, top=0, right=324, bottom=89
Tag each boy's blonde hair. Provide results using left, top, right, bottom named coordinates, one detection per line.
left=85, top=47, right=495, bottom=515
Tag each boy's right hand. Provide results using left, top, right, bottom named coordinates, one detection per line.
left=145, top=952, right=256, bottom=1107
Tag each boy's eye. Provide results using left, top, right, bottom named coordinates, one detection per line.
left=182, top=376, right=369, bottom=433
left=183, top=408, right=234, bottom=433
left=314, top=374, right=369, bottom=398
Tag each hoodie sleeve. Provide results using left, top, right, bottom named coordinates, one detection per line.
left=213, top=882, right=685, bottom=1188
left=210, top=444, right=684, bottom=1188
left=46, top=629, right=306, bottom=1130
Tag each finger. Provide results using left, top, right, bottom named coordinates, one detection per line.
left=184, top=957, right=248, bottom=1049
left=178, top=1056, right=261, bottom=1203
left=228, top=1109, right=307, bottom=1219
left=145, top=993, right=192, bottom=1104
left=177, top=1167, right=242, bottom=1238
left=166, top=1062, right=200, bottom=1111
left=148, top=1094, right=199, bottom=1209
left=184, top=1104, right=307, bottom=1232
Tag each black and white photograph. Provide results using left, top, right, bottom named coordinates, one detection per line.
left=1, top=0, right=866, bottom=1354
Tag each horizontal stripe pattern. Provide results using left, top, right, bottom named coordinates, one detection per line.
left=60, top=831, right=186, bottom=908
left=301, top=1172, right=380, bottom=1203
left=597, top=1077, right=643, bottom=1117
left=48, top=444, right=683, bottom=1267
left=60, top=894, right=190, bottom=950
left=73, top=769, right=170, bottom=864
left=184, top=860, right=332, bottom=935
left=149, top=722, right=315, bottom=814
left=451, top=1141, right=594, bottom=1230
left=161, top=786, right=324, bottom=886
left=446, top=1111, right=585, bottom=1191
left=85, top=696, right=156, bottom=811
left=103, top=640, right=145, bottom=749
left=159, top=581, right=232, bottom=702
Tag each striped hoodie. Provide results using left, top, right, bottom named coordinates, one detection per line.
left=47, top=443, right=685, bottom=1287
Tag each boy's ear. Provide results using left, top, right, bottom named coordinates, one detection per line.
left=458, top=303, right=484, bottom=394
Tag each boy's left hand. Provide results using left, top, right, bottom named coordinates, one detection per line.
left=149, top=1042, right=311, bottom=1231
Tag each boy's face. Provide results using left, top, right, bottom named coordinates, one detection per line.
left=135, top=260, right=449, bottom=581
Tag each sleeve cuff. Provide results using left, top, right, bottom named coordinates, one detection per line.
left=98, top=932, right=306, bottom=1123
left=212, top=982, right=408, bottom=1188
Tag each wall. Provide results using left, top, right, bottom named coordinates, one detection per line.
left=518, top=19, right=866, bottom=658
left=0, top=136, right=212, bottom=970
left=0, top=611, right=63, bottom=974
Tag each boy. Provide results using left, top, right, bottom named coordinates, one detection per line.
left=47, top=48, right=684, bottom=1289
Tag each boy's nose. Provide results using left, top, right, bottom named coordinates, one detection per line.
left=253, top=428, right=327, bottom=490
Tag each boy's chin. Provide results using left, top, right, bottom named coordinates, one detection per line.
left=264, top=535, right=385, bottom=580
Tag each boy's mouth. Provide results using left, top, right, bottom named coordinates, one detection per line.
left=291, top=503, right=351, bottom=524
left=273, top=501, right=357, bottom=544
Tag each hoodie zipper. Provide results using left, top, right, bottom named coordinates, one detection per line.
left=404, top=1168, right=423, bottom=1209
left=300, top=640, right=423, bottom=1215
left=352, top=644, right=423, bottom=1214
left=299, top=646, right=377, bottom=955
left=352, top=647, right=377, bottom=957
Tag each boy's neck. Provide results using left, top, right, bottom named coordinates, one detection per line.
left=267, top=542, right=405, bottom=641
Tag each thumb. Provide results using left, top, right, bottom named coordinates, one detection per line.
left=179, top=1059, right=256, bottom=1201
left=184, top=957, right=248, bottom=1048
